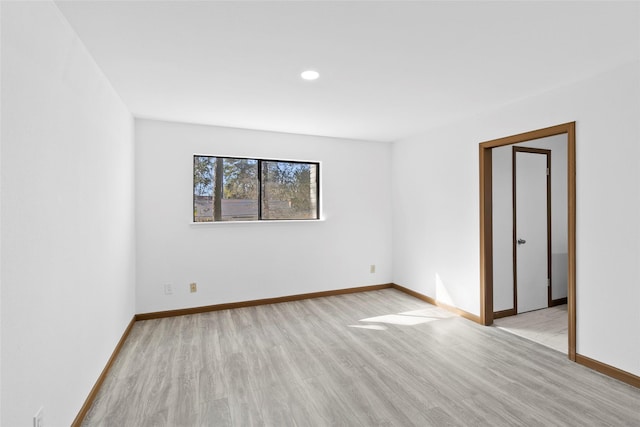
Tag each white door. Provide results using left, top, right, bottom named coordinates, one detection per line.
left=515, top=149, right=549, bottom=313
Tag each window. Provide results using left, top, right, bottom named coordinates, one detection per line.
left=193, top=155, right=319, bottom=222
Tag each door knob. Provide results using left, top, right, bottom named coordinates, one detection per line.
left=517, top=238, right=526, bottom=245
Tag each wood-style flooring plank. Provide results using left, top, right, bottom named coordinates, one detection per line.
left=81, top=289, right=640, bottom=426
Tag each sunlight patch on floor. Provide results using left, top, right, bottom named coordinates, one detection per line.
left=352, top=308, right=454, bottom=329
left=358, top=313, right=438, bottom=326
left=348, top=324, right=388, bottom=330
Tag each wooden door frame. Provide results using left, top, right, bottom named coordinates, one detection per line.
left=479, top=122, right=576, bottom=361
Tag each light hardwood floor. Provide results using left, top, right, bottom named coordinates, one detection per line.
left=82, top=289, right=640, bottom=426
left=494, top=305, right=568, bottom=353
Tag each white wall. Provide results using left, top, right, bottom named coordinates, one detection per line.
left=392, top=59, right=640, bottom=376
left=0, top=3, right=3, bottom=422
left=1, top=2, right=136, bottom=426
left=135, top=119, right=392, bottom=314
left=492, top=134, right=568, bottom=312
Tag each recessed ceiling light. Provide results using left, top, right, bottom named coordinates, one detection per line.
left=301, top=70, right=320, bottom=81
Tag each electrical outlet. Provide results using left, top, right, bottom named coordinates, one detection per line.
left=164, top=284, right=173, bottom=295
left=370, top=264, right=376, bottom=274
left=33, top=407, right=44, bottom=427
left=190, top=282, right=197, bottom=293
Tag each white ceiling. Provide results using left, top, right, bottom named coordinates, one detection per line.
left=55, top=1, right=640, bottom=142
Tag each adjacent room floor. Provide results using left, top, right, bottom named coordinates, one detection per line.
left=82, top=290, right=639, bottom=426
left=493, top=305, right=568, bottom=354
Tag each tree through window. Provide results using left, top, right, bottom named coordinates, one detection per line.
left=193, top=156, right=319, bottom=222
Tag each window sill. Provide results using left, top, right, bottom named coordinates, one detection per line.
left=190, top=218, right=325, bottom=226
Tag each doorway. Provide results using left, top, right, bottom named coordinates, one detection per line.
left=479, top=122, right=576, bottom=360
left=514, top=147, right=551, bottom=314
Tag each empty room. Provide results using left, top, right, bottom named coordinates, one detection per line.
left=2, top=1, right=640, bottom=426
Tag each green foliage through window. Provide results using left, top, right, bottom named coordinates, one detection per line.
left=193, top=156, right=319, bottom=222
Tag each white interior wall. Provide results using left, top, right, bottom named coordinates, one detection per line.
left=392, top=59, right=640, bottom=377
left=0, top=3, right=3, bottom=422
left=135, top=119, right=392, bottom=314
left=1, top=2, right=136, bottom=426
left=492, top=134, right=568, bottom=312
